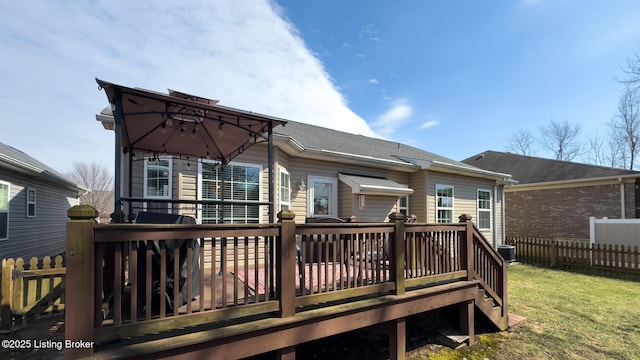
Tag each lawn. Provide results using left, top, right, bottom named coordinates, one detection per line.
left=408, top=264, right=640, bottom=360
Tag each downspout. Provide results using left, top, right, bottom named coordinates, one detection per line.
left=493, top=183, right=498, bottom=248
left=501, top=185, right=506, bottom=248
left=620, top=178, right=625, bottom=219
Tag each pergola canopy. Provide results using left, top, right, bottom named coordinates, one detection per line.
left=97, top=79, right=287, bottom=223
left=97, top=78, right=287, bottom=165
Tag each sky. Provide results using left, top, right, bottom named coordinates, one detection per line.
left=1, top=0, right=640, bottom=175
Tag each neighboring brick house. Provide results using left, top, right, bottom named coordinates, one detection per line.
left=462, top=150, right=640, bottom=240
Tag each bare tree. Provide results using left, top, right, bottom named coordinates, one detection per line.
left=66, top=161, right=114, bottom=222
left=506, top=129, right=535, bottom=155
left=583, top=134, right=607, bottom=166
left=608, top=88, right=640, bottom=169
left=583, top=134, right=626, bottom=168
left=538, top=119, right=582, bottom=161
left=617, top=51, right=640, bottom=89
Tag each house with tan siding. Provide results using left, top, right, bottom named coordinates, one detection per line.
left=0, top=142, right=85, bottom=260
left=98, top=112, right=514, bottom=249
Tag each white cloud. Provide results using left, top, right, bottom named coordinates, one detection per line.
left=342, top=42, right=351, bottom=48
left=369, top=79, right=379, bottom=84
left=0, top=0, right=377, bottom=173
left=358, top=24, right=380, bottom=41
left=372, top=99, right=413, bottom=137
left=420, top=120, right=439, bottom=129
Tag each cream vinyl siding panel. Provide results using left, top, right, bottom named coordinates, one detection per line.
left=427, top=171, right=501, bottom=244
left=288, top=156, right=411, bottom=222
left=408, top=171, right=428, bottom=222
left=339, top=182, right=354, bottom=218
left=353, top=195, right=398, bottom=222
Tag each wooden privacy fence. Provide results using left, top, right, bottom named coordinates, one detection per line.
left=507, top=237, right=640, bottom=278
left=1, top=255, right=66, bottom=330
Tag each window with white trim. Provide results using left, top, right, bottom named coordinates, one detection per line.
left=200, top=161, right=262, bottom=224
left=308, top=176, right=337, bottom=217
left=0, top=181, right=9, bottom=240
left=26, top=188, right=36, bottom=218
left=279, top=169, right=290, bottom=211
left=144, top=158, right=172, bottom=213
left=477, top=189, right=492, bottom=230
left=399, top=195, right=409, bottom=217
left=436, top=185, right=454, bottom=223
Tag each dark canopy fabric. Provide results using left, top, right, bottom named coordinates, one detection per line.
left=96, top=79, right=287, bottom=165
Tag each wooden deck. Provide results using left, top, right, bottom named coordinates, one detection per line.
left=64, top=208, right=508, bottom=360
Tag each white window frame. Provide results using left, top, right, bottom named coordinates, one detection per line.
left=279, top=169, right=290, bottom=212
left=0, top=181, right=9, bottom=240
left=197, top=159, right=263, bottom=224
left=307, top=176, right=338, bottom=217
left=399, top=195, right=409, bottom=216
left=477, top=189, right=492, bottom=230
left=143, top=157, right=173, bottom=213
left=26, top=188, right=36, bottom=218
left=435, top=184, right=454, bottom=223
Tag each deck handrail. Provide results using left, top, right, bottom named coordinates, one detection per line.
left=466, top=221, right=508, bottom=317
left=65, top=207, right=507, bottom=359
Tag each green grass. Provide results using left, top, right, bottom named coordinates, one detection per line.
left=408, top=264, right=640, bottom=360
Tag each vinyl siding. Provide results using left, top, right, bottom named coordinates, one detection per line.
left=286, top=156, right=411, bottom=223
left=0, top=171, right=79, bottom=260
left=426, top=171, right=504, bottom=247
left=408, top=170, right=427, bottom=222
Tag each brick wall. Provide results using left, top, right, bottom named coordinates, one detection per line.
left=506, top=184, right=637, bottom=239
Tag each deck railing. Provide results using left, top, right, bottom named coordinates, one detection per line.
left=65, top=206, right=506, bottom=359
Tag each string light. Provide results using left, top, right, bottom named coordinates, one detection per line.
left=217, top=121, right=224, bottom=139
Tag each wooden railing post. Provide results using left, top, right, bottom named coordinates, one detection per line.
left=389, top=212, right=405, bottom=295
left=459, top=214, right=474, bottom=281
left=1, top=260, right=14, bottom=330
left=65, top=205, right=98, bottom=360
left=277, top=210, right=296, bottom=318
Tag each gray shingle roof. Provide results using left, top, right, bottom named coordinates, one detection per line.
left=0, top=142, right=82, bottom=189
left=274, top=120, right=481, bottom=171
left=461, top=150, right=640, bottom=184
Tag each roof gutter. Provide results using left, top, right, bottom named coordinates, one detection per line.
left=0, top=154, right=88, bottom=194
left=511, top=173, right=640, bottom=191
left=429, top=160, right=517, bottom=185
left=272, top=134, right=418, bottom=172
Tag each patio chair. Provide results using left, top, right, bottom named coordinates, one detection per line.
left=134, top=212, right=201, bottom=315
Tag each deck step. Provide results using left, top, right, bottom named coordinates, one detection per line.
left=474, top=287, right=508, bottom=331
left=436, top=332, right=469, bottom=349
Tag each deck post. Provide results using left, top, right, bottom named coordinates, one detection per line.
left=459, top=214, right=474, bottom=281
left=389, top=212, right=405, bottom=295
left=277, top=210, right=296, bottom=318
left=65, top=205, right=98, bottom=360
left=275, top=346, right=296, bottom=360
left=459, top=300, right=475, bottom=346
left=388, top=317, right=407, bottom=360
left=1, top=262, right=13, bottom=330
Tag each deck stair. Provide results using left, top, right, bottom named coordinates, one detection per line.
left=474, top=288, right=508, bottom=330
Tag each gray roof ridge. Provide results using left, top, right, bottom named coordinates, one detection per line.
left=469, top=149, right=640, bottom=174
left=276, top=119, right=465, bottom=164
left=0, top=142, right=84, bottom=189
